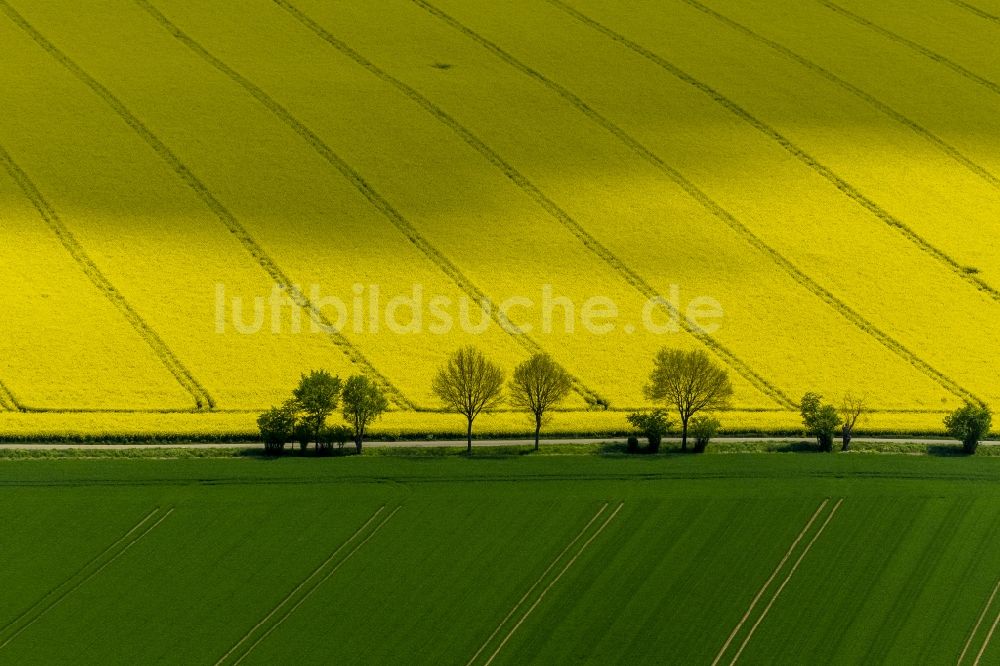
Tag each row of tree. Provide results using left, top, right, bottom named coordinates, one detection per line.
left=258, top=346, right=994, bottom=455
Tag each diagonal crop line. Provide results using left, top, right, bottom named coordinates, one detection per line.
left=959, top=578, right=1000, bottom=665
left=548, top=0, right=1000, bottom=305
left=0, top=507, right=174, bottom=651
left=0, top=508, right=159, bottom=638
left=273, top=0, right=793, bottom=410
left=0, top=379, right=24, bottom=411
left=410, top=1, right=979, bottom=408
left=466, top=502, right=610, bottom=666
left=481, top=502, right=625, bottom=666
left=727, top=499, right=843, bottom=665
left=133, top=0, right=601, bottom=409
left=818, top=0, right=1000, bottom=97
left=712, top=499, right=829, bottom=666
left=216, top=505, right=389, bottom=665
left=0, top=0, right=415, bottom=412
left=227, top=506, right=402, bottom=666
left=973, top=604, right=1000, bottom=666
left=680, top=0, right=1000, bottom=193
left=0, top=143, right=214, bottom=410
left=947, top=0, right=1000, bottom=23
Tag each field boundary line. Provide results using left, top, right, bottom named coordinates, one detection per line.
left=133, top=0, right=603, bottom=410
left=727, top=498, right=844, bottom=665
left=973, top=603, right=1000, bottom=665
left=947, top=0, right=1000, bottom=23
left=410, top=1, right=977, bottom=409
left=0, top=143, right=214, bottom=410
left=0, top=507, right=159, bottom=637
left=680, top=0, right=1000, bottom=193
left=0, top=0, right=415, bottom=412
left=229, top=505, right=402, bottom=665
left=481, top=502, right=625, bottom=666
left=819, top=0, right=1000, bottom=97
left=466, top=502, right=609, bottom=666
left=273, top=0, right=794, bottom=411
left=960, top=578, right=1000, bottom=664
left=547, top=0, right=1000, bottom=305
left=0, top=507, right=173, bottom=650
left=711, top=499, right=829, bottom=666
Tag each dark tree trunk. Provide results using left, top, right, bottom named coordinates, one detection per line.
left=467, top=418, right=473, bottom=454
left=681, top=416, right=689, bottom=452
left=355, top=432, right=363, bottom=455
left=534, top=417, right=541, bottom=452
left=841, top=432, right=852, bottom=452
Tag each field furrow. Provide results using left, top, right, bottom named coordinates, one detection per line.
left=418, top=0, right=1000, bottom=407
left=0, top=5, right=371, bottom=410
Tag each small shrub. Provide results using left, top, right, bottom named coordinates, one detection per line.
left=293, top=423, right=312, bottom=452
left=944, top=402, right=992, bottom=454
left=626, top=409, right=672, bottom=453
left=318, top=424, right=354, bottom=455
left=257, top=404, right=296, bottom=454
left=690, top=416, right=721, bottom=453
left=626, top=435, right=640, bottom=454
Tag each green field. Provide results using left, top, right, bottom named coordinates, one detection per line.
left=2, top=454, right=999, bottom=664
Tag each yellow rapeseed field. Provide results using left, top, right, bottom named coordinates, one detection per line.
left=0, top=0, right=996, bottom=438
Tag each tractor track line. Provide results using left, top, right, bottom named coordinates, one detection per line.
left=410, top=0, right=978, bottom=407
left=481, top=502, right=625, bottom=666
left=274, top=0, right=794, bottom=410
left=818, top=0, right=1000, bottom=97
left=0, top=507, right=159, bottom=637
left=216, top=505, right=389, bottom=665
left=727, top=499, right=844, bottom=665
left=0, top=380, right=23, bottom=412
left=0, top=0, right=415, bottom=412
left=973, top=603, right=1000, bottom=665
left=959, top=578, right=1000, bottom=664
left=466, top=502, right=610, bottom=666
left=0, top=142, right=214, bottom=410
left=947, top=0, right=1000, bottom=23
left=228, top=505, right=402, bottom=665
left=134, top=0, right=601, bottom=410
left=712, top=499, right=829, bottom=666
left=0, top=507, right=174, bottom=651
left=680, top=0, right=1000, bottom=193
left=548, top=0, right=1000, bottom=305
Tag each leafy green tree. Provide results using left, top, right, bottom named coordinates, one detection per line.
left=801, top=393, right=842, bottom=452
left=690, top=416, right=721, bottom=453
left=626, top=409, right=672, bottom=453
left=944, top=402, right=992, bottom=454
left=645, top=349, right=733, bottom=451
left=509, top=354, right=574, bottom=451
left=342, top=375, right=390, bottom=454
left=257, top=401, right=297, bottom=453
left=292, top=370, right=342, bottom=449
left=432, top=346, right=504, bottom=453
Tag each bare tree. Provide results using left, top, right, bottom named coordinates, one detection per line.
left=432, top=346, right=505, bottom=453
left=646, top=349, right=733, bottom=451
left=839, top=393, right=868, bottom=452
left=509, top=354, right=573, bottom=451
